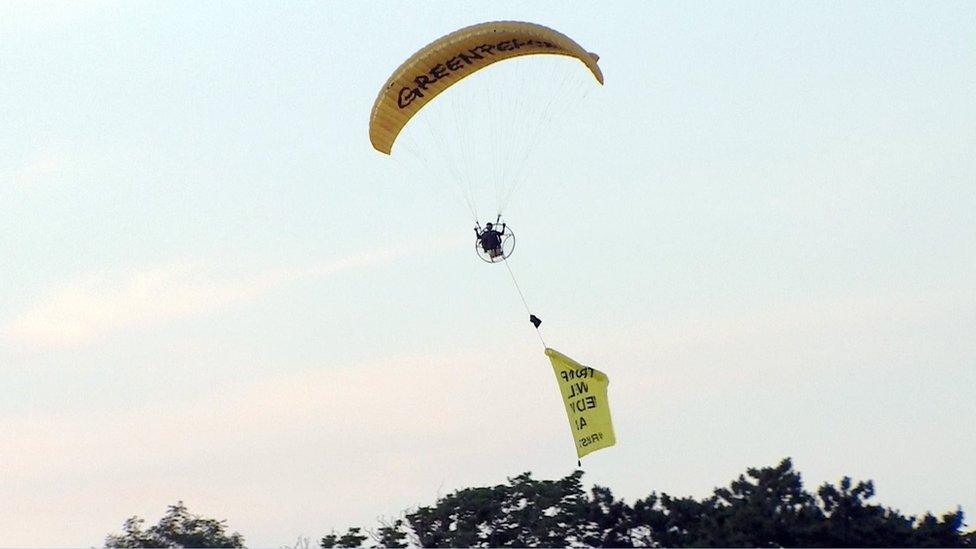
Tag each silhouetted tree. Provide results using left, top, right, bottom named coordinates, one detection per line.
left=105, top=501, right=244, bottom=548
left=320, top=528, right=368, bottom=548
left=908, top=510, right=968, bottom=548
left=368, top=518, right=409, bottom=548
left=406, top=470, right=591, bottom=547
left=322, top=458, right=974, bottom=547
left=580, top=485, right=636, bottom=547
left=697, top=457, right=823, bottom=546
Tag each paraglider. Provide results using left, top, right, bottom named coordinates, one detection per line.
left=474, top=216, right=513, bottom=262
left=369, top=21, right=615, bottom=461
left=368, top=20, right=604, bottom=265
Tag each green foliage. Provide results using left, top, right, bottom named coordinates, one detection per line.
left=406, top=470, right=590, bottom=547
left=105, top=501, right=244, bottom=548
left=320, top=527, right=368, bottom=548
left=102, top=461, right=973, bottom=547
left=647, top=457, right=826, bottom=546
left=324, top=458, right=974, bottom=547
left=371, top=519, right=409, bottom=548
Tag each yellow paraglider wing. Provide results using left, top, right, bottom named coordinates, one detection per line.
left=369, top=20, right=604, bottom=154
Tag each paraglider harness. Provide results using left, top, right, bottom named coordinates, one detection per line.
left=473, top=216, right=539, bottom=329
left=475, top=220, right=506, bottom=258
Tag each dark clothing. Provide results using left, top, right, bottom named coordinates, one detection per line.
left=480, top=230, right=502, bottom=253
left=475, top=222, right=507, bottom=258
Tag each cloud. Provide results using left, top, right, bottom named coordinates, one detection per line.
left=0, top=350, right=484, bottom=476
left=0, top=346, right=559, bottom=546
left=2, top=286, right=972, bottom=546
left=1, top=243, right=447, bottom=349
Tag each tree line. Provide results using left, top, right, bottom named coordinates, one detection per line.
left=105, top=458, right=974, bottom=547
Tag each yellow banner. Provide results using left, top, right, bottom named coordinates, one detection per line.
left=546, top=348, right=616, bottom=459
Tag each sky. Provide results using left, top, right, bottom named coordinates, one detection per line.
left=2, top=1, right=975, bottom=546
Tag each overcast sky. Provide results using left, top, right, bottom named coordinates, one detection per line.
left=2, top=1, right=975, bottom=546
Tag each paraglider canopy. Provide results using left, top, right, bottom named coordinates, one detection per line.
left=369, top=20, right=604, bottom=155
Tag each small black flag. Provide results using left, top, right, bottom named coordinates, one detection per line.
left=529, top=314, right=542, bottom=328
